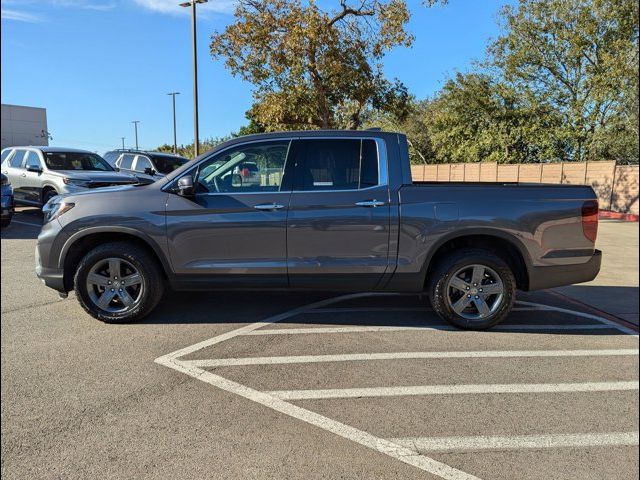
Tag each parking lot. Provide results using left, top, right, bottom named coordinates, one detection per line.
left=2, top=208, right=638, bottom=480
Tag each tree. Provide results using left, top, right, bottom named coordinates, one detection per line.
left=489, top=0, right=639, bottom=162
left=210, top=0, right=415, bottom=130
left=422, top=73, right=564, bottom=164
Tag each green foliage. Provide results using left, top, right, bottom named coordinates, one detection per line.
left=157, top=135, right=235, bottom=159
left=210, top=0, right=416, bottom=130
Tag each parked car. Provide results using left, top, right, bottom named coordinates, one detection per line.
left=35, top=131, right=601, bottom=328
left=103, top=149, right=189, bottom=184
left=1, top=173, right=14, bottom=228
left=0, top=147, right=138, bottom=208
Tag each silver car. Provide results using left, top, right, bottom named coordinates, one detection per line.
left=0, top=146, right=138, bottom=207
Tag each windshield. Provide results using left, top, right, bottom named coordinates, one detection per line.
left=152, top=155, right=188, bottom=174
left=44, top=152, right=114, bottom=171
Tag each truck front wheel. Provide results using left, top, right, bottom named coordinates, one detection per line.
left=428, top=248, right=516, bottom=330
left=73, top=242, right=165, bottom=323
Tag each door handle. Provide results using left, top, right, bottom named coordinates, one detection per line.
left=355, top=200, right=386, bottom=208
left=254, top=203, right=285, bottom=211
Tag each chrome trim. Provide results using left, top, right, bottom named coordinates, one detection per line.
left=163, top=135, right=389, bottom=195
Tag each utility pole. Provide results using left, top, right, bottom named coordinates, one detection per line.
left=131, top=121, right=140, bottom=150
left=179, top=0, right=206, bottom=157
left=121, top=137, right=126, bottom=150
left=167, top=92, right=180, bottom=154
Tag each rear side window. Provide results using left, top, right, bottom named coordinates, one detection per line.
left=294, top=139, right=379, bottom=191
left=118, top=154, right=135, bottom=169
left=1, top=149, right=13, bottom=163
left=9, top=150, right=25, bottom=168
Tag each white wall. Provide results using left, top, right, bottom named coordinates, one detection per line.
left=1, top=104, right=49, bottom=149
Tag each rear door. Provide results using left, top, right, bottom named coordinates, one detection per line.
left=165, top=139, right=293, bottom=287
left=287, top=137, right=391, bottom=290
left=2, top=149, right=29, bottom=202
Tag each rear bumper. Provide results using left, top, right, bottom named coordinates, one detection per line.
left=527, top=249, right=602, bottom=291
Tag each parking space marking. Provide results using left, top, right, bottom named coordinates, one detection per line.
left=186, top=348, right=639, bottom=368
left=156, top=295, right=638, bottom=480
left=243, top=323, right=617, bottom=335
left=267, top=381, right=640, bottom=400
left=389, top=432, right=639, bottom=453
left=10, top=220, right=42, bottom=228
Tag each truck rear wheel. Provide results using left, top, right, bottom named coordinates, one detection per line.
left=427, top=248, right=516, bottom=330
left=74, top=241, right=165, bottom=323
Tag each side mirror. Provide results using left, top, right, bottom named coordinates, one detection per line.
left=27, top=165, right=42, bottom=173
left=177, top=175, right=194, bottom=196
left=144, top=167, right=156, bottom=176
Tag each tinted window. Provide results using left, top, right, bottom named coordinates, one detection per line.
left=24, top=151, right=42, bottom=170
left=294, top=139, right=379, bottom=191
left=151, top=155, right=188, bottom=174
left=102, top=151, right=120, bottom=165
left=134, top=155, right=153, bottom=172
left=9, top=150, right=25, bottom=168
left=118, top=154, right=135, bottom=169
left=44, top=152, right=113, bottom=171
left=196, top=141, right=290, bottom=193
left=1, top=149, right=12, bottom=163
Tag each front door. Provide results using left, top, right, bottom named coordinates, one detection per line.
left=287, top=138, right=391, bottom=290
left=166, top=139, right=293, bottom=288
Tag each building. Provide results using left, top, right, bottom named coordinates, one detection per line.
left=1, top=104, right=49, bottom=149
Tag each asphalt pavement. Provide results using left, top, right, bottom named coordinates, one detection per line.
left=2, top=208, right=638, bottom=480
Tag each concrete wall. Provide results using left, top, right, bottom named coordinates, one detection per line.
left=411, top=161, right=639, bottom=215
left=1, top=104, right=49, bottom=149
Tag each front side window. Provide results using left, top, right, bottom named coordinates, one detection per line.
left=24, top=151, right=42, bottom=170
left=195, top=140, right=290, bottom=194
left=294, top=139, right=379, bottom=191
left=134, top=155, right=153, bottom=172
left=8, top=150, right=25, bottom=168
left=118, top=154, right=135, bottom=170
left=1, top=149, right=13, bottom=163
left=152, top=155, right=188, bottom=174
left=44, top=152, right=113, bottom=171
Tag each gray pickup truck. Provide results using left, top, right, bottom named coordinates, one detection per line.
left=35, top=130, right=601, bottom=329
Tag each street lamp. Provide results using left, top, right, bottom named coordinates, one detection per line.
left=121, top=137, right=126, bottom=150
left=131, top=121, right=140, bottom=150
left=167, top=92, right=180, bottom=154
left=179, top=0, right=207, bottom=157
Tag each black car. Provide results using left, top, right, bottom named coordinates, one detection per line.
left=103, top=149, right=189, bottom=184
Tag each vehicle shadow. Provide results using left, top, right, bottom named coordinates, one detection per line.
left=1, top=208, right=43, bottom=240
left=140, top=289, right=635, bottom=336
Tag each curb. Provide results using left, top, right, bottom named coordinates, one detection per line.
left=547, top=290, right=639, bottom=333
left=599, top=211, right=639, bottom=222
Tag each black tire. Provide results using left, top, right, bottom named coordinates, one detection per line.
left=427, top=248, right=516, bottom=330
left=74, top=241, right=165, bottom=323
left=42, top=189, right=58, bottom=207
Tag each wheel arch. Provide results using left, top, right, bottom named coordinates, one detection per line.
left=421, top=228, right=532, bottom=291
left=60, top=227, right=171, bottom=292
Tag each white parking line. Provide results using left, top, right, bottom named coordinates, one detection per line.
left=243, top=323, right=616, bottom=336
left=390, top=432, right=640, bottom=453
left=10, top=220, right=42, bottom=228
left=185, top=348, right=639, bottom=368
left=267, top=381, right=640, bottom=400
left=155, top=295, right=638, bottom=480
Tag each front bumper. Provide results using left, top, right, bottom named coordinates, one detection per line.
left=528, top=249, right=602, bottom=291
left=35, top=244, right=66, bottom=292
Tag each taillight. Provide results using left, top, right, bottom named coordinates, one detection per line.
left=582, top=200, right=598, bottom=243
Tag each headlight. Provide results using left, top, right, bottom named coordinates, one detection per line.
left=63, top=177, right=92, bottom=187
left=43, top=200, right=75, bottom=223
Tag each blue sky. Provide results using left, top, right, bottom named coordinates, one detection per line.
left=1, top=0, right=510, bottom=154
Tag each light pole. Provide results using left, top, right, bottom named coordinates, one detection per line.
left=167, top=92, right=180, bottom=154
left=179, top=0, right=206, bottom=157
left=121, top=137, right=126, bottom=150
left=131, top=121, right=140, bottom=150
